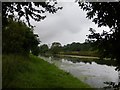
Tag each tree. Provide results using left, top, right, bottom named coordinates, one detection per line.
left=39, top=44, right=49, bottom=54
left=50, top=42, right=62, bottom=54
left=3, top=19, right=40, bottom=56
left=2, top=1, right=62, bottom=27
left=77, top=1, right=120, bottom=70
left=51, top=42, right=61, bottom=48
left=63, top=42, right=81, bottom=52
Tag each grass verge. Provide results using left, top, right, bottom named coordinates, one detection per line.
left=3, top=54, right=92, bottom=88
left=59, top=51, right=99, bottom=57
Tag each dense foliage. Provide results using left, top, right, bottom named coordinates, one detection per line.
left=63, top=42, right=92, bottom=52
left=77, top=1, right=120, bottom=70
left=50, top=42, right=62, bottom=54
left=39, top=44, right=49, bottom=54
left=3, top=19, right=40, bottom=56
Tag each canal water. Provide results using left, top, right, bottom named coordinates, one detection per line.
left=40, top=55, right=119, bottom=89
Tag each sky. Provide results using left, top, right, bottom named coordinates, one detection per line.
left=32, top=1, right=110, bottom=46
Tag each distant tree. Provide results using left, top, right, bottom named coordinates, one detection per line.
left=63, top=42, right=91, bottom=52
left=51, top=42, right=62, bottom=48
left=82, top=42, right=93, bottom=51
left=77, top=1, right=120, bottom=70
left=39, top=44, right=49, bottom=54
left=50, top=42, right=62, bottom=54
left=63, top=42, right=81, bottom=51
left=71, top=42, right=81, bottom=51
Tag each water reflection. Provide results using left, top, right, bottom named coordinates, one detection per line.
left=58, top=56, right=116, bottom=67
left=40, top=55, right=118, bottom=89
left=103, top=71, right=120, bottom=90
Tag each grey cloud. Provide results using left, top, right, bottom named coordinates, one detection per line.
left=32, top=1, right=109, bottom=45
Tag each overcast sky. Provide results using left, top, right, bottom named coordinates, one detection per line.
left=32, top=1, right=110, bottom=46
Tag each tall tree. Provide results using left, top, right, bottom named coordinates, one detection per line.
left=39, top=44, right=49, bottom=54
left=51, top=42, right=62, bottom=48
left=50, top=42, right=62, bottom=54
left=77, top=1, right=120, bottom=70
left=2, top=19, right=40, bottom=56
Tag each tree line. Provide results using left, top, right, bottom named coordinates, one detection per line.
left=39, top=42, right=94, bottom=55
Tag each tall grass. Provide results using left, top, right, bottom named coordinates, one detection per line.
left=2, top=54, right=31, bottom=87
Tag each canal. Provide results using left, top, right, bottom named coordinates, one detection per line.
left=40, top=55, right=119, bottom=89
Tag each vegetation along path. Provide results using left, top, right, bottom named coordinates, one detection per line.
left=3, top=54, right=92, bottom=88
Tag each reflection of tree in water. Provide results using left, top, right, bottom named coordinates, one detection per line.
left=62, top=57, right=92, bottom=64
left=51, top=56, right=62, bottom=61
left=60, top=56, right=116, bottom=66
left=104, top=71, right=120, bottom=90
left=103, top=61, right=120, bottom=90
left=104, top=82, right=120, bottom=90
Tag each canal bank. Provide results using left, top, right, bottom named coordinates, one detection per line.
left=3, top=54, right=91, bottom=88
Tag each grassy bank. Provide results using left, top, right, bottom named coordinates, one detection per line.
left=59, top=51, right=99, bottom=57
left=3, top=54, right=92, bottom=88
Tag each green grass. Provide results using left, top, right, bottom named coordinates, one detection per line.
left=3, top=54, right=92, bottom=88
